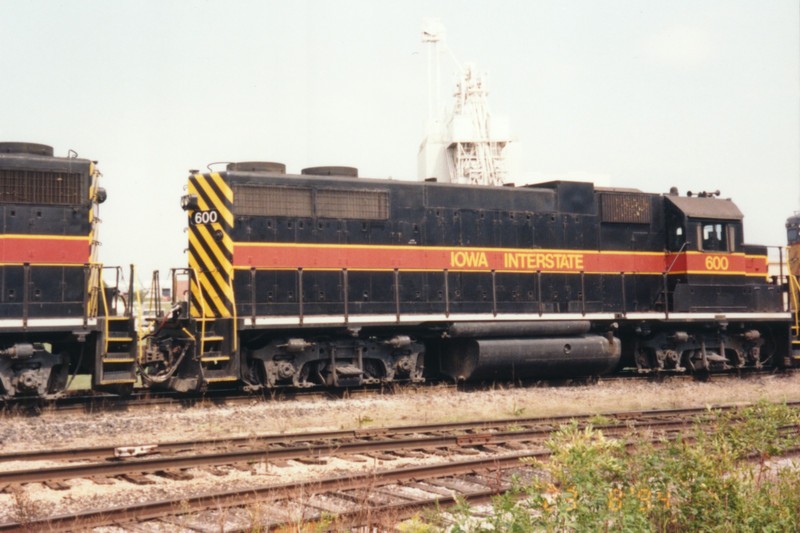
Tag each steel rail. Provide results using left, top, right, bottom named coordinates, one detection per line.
left=0, top=451, right=541, bottom=532
left=1, top=401, right=783, bottom=464
left=2, top=407, right=798, bottom=532
left=0, top=417, right=703, bottom=485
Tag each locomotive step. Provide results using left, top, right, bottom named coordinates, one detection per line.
left=103, top=357, right=135, bottom=364
left=106, top=336, right=134, bottom=342
left=200, top=355, right=230, bottom=363
left=205, top=375, right=238, bottom=383
left=98, top=378, right=136, bottom=385
left=201, top=336, right=225, bottom=342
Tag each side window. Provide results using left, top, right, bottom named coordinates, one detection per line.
left=668, top=226, right=685, bottom=251
left=700, top=222, right=727, bottom=252
left=788, top=227, right=800, bottom=245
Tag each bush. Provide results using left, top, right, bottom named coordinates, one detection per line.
left=447, top=401, right=800, bottom=532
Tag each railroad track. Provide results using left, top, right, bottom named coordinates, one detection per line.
left=1, top=402, right=797, bottom=531
left=0, top=382, right=454, bottom=415
left=1, top=367, right=786, bottom=415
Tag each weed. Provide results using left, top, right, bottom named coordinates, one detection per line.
left=10, top=488, right=41, bottom=526
left=446, top=402, right=800, bottom=532
left=396, top=514, right=441, bottom=532
left=587, top=413, right=613, bottom=426
left=355, top=414, right=373, bottom=427
left=507, top=400, right=526, bottom=418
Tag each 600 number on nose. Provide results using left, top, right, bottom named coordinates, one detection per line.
left=191, top=210, right=219, bottom=225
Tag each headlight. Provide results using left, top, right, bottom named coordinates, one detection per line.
left=180, top=194, right=199, bottom=211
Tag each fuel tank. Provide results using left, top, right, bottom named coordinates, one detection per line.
left=439, top=335, right=621, bottom=381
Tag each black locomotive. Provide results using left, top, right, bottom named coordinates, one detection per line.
left=0, top=144, right=792, bottom=398
left=138, top=162, right=792, bottom=393
left=0, top=143, right=136, bottom=398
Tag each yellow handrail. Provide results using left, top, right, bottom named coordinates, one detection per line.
left=135, top=267, right=145, bottom=363
left=196, top=268, right=208, bottom=355
left=789, top=273, right=800, bottom=337
left=98, top=266, right=110, bottom=354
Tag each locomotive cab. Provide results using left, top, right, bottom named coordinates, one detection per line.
left=630, top=191, right=788, bottom=374
left=663, top=193, right=775, bottom=310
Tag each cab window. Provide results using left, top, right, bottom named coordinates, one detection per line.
left=788, top=227, right=799, bottom=245
left=699, top=222, right=727, bottom=252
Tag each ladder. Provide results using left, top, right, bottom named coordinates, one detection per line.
left=196, top=317, right=238, bottom=384
left=94, top=316, right=137, bottom=389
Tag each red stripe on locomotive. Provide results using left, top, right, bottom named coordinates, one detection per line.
left=233, top=243, right=765, bottom=276
left=0, top=236, right=90, bottom=265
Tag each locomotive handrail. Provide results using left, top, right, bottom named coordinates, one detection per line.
left=789, top=273, right=800, bottom=337
left=243, top=258, right=796, bottom=326
left=83, top=264, right=91, bottom=325
left=491, top=270, right=498, bottom=317
left=133, top=267, right=146, bottom=363
left=580, top=271, right=586, bottom=316
left=443, top=269, right=450, bottom=317
left=657, top=242, right=689, bottom=320
left=196, top=267, right=209, bottom=354
left=342, top=268, right=349, bottom=324
left=250, top=268, right=257, bottom=326
left=537, top=270, right=543, bottom=316
left=297, top=268, right=304, bottom=325
left=394, top=268, right=401, bottom=322
left=22, top=263, right=29, bottom=328
left=266, top=266, right=672, bottom=323
left=664, top=242, right=688, bottom=274
left=147, top=270, right=163, bottom=319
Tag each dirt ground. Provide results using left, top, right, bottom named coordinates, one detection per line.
left=1, top=373, right=799, bottom=525
left=3, top=373, right=800, bottom=453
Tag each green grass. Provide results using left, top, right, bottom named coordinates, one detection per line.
left=428, top=401, right=800, bottom=532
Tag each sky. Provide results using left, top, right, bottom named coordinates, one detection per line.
left=1, top=0, right=798, bottom=281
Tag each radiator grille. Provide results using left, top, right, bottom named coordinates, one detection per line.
left=316, top=189, right=388, bottom=220
left=0, top=170, right=83, bottom=205
left=233, top=185, right=388, bottom=220
left=233, top=185, right=313, bottom=217
left=601, top=193, right=651, bottom=224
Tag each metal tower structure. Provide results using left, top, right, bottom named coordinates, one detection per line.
left=418, top=19, right=512, bottom=186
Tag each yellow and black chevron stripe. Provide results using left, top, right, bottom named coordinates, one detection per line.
left=187, top=172, right=234, bottom=318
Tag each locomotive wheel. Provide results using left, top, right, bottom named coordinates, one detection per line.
left=111, top=383, right=134, bottom=396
